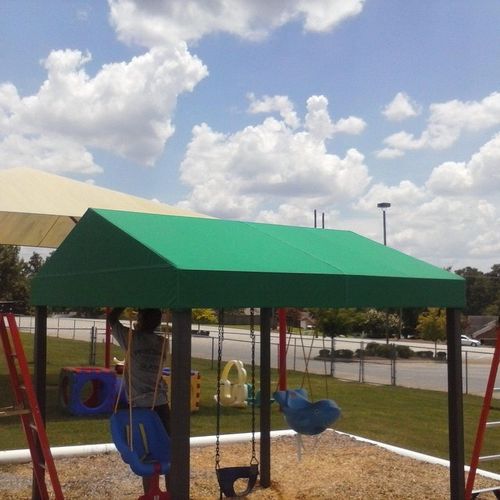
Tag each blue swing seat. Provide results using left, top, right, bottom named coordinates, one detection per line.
left=273, top=389, right=341, bottom=436
left=110, top=408, right=171, bottom=477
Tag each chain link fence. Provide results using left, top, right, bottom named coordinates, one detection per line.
left=15, top=316, right=496, bottom=397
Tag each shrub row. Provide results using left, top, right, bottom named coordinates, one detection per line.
left=317, top=343, right=447, bottom=361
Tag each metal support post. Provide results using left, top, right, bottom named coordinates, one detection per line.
left=260, top=307, right=272, bottom=488
left=170, top=309, right=192, bottom=500
left=446, top=308, right=465, bottom=500
left=32, top=306, right=48, bottom=500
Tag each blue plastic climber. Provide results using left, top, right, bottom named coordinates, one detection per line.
left=59, top=366, right=116, bottom=416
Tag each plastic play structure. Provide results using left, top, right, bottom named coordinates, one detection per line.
left=59, top=366, right=116, bottom=416
left=114, top=364, right=202, bottom=414
left=163, top=368, right=201, bottom=412
left=213, top=359, right=249, bottom=408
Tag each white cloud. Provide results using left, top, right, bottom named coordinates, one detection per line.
left=248, top=94, right=366, bottom=140
left=381, top=91, right=500, bottom=157
left=108, top=0, right=365, bottom=47
left=425, top=161, right=471, bottom=194
left=178, top=96, right=371, bottom=220
left=375, top=147, right=404, bottom=159
left=469, top=229, right=500, bottom=257
left=382, top=92, right=421, bottom=121
left=0, top=83, right=21, bottom=133
left=304, top=95, right=366, bottom=141
left=355, top=136, right=500, bottom=270
left=400, top=196, right=498, bottom=267
left=0, top=45, right=207, bottom=173
left=299, top=0, right=365, bottom=32
left=426, top=132, right=500, bottom=194
left=304, top=95, right=335, bottom=140
left=248, top=94, right=300, bottom=129
left=355, top=180, right=426, bottom=212
left=1, top=2, right=365, bottom=177
left=0, top=134, right=101, bottom=174
left=333, top=116, right=366, bottom=135
left=383, top=130, right=425, bottom=151
left=356, top=186, right=498, bottom=268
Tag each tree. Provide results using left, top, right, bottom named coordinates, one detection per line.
left=484, top=264, right=500, bottom=316
left=285, top=308, right=304, bottom=329
left=455, top=267, right=495, bottom=315
left=24, top=251, right=45, bottom=278
left=0, top=245, right=29, bottom=306
left=401, top=308, right=423, bottom=338
left=416, top=308, right=446, bottom=354
left=309, top=308, right=365, bottom=337
left=363, top=308, right=400, bottom=340
left=192, top=308, right=217, bottom=331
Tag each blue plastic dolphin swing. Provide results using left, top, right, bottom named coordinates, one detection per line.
left=273, top=329, right=341, bottom=436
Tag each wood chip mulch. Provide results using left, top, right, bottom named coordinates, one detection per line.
left=1, top=431, right=498, bottom=499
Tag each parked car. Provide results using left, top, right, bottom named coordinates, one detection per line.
left=461, top=334, right=481, bottom=347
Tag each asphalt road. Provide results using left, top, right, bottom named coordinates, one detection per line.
left=188, top=328, right=496, bottom=396
left=16, top=316, right=497, bottom=396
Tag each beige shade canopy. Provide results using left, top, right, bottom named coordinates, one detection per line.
left=0, top=167, right=208, bottom=247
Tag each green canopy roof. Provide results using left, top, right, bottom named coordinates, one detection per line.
left=31, top=208, right=465, bottom=309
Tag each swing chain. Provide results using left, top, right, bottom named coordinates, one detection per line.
left=215, top=308, right=224, bottom=470
left=250, top=307, right=258, bottom=464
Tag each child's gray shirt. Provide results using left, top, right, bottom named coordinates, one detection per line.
left=112, top=322, right=168, bottom=408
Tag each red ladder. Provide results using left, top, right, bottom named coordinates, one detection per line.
left=0, top=312, right=64, bottom=499
left=465, top=323, right=500, bottom=500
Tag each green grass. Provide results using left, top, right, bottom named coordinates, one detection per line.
left=1, top=333, right=498, bottom=473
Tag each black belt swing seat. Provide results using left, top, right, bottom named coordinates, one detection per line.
left=216, top=463, right=259, bottom=498
left=215, top=308, right=259, bottom=498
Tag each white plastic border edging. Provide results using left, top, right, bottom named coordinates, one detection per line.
left=2, top=428, right=500, bottom=483
left=0, top=430, right=296, bottom=465
left=335, top=430, right=500, bottom=482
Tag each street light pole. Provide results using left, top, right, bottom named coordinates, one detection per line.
left=377, top=202, right=392, bottom=344
left=377, top=202, right=391, bottom=246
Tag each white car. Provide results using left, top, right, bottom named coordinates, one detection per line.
left=461, top=334, right=481, bottom=347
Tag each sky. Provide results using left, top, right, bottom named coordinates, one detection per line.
left=1, top=1, right=500, bottom=272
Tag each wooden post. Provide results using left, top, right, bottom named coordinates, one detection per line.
left=446, top=308, right=465, bottom=500
left=170, top=309, right=192, bottom=500
left=259, top=307, right=272, bottom=488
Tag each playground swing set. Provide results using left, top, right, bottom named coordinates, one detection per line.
left=212, top=307, right=342, bottom=497
left=17, top=208, right=468, bottom=499
left=110, top=306, right=331, bottom=500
